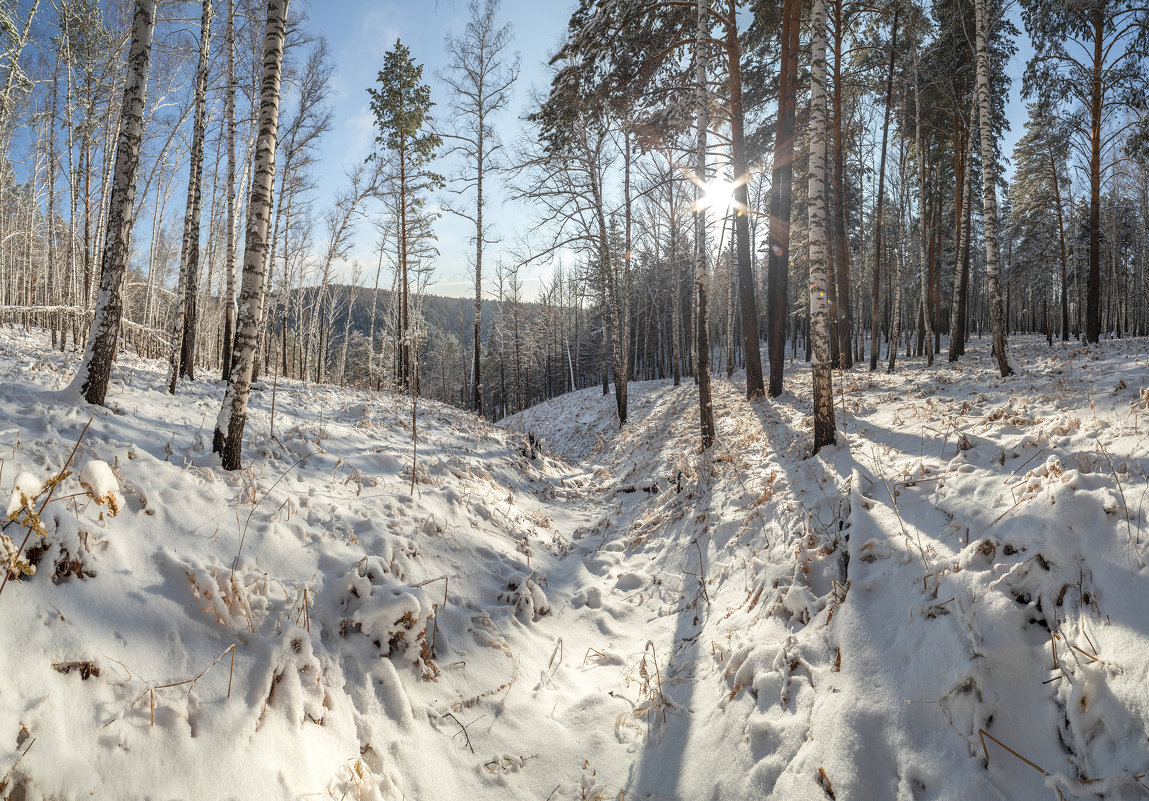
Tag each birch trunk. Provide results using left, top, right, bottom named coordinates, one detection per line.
left=221, top=0, right=237, bottom=377
left=213, top=0, right=289, bottom=470
left=168, top=0, right=213, bottom=392
left=974, top=0, right=1012, bottom=376
left=70, top=0, right=156, bottom=404
left=808, top=0, right=835, bottom=452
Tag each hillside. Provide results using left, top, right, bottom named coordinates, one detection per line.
left=1, top=330, right=1147, bottom=800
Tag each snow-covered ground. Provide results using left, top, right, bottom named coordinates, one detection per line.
left=1, top=328, right=1147, bottom=800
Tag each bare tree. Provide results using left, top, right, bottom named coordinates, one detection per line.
left=214, top=0, right=289, bottom=470
left=808, top=0, right=836, bottom=453
left=168, top=0, right=214, bottom=392
left=440, top=0, right=518, bottom=415
left=69, top=0, right=157, bottom=405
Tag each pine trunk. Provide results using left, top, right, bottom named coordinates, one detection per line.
left=1085, top=4, right=1103, bottom=343
left=870, top=8, right=898, bottom=371
left=830, top=1, right=853, bottom=370
left=974, top=0, right=1012, bottom=376
left=694, top=0, right=715, bottom=447
left=948, top=99, right=974, bottom=361
left=724, top=0, right=765, bottom=398
left=766, top=0, right=800, bottom=396
left=913, top=48, right=934, bottom=366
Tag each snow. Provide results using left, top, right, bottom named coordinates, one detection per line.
left=78, top=460, right=119, bottom=507
left=1, top=327, right=1147, bottom=800
left=6, top=472, right=42, bottom=519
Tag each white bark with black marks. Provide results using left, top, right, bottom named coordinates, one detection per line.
left=69, top=0, right=157, bottom=405
left=808, top=0, right=836, bottom=453
left=168, top=0, right=214, bottom=392
left=214, top=0, right=289, bottom=470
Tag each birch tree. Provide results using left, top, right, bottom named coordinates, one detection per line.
left=441, top=0, right=518, bottom=415
left=168, top=0, right=213, bottom=392
left=69, top=0, right=156, bottom=405
left=221, top=0, right=237, bottom=377
left=213, top=0, right=289, bottom=470
left=808, top=0, right=836, bottom=453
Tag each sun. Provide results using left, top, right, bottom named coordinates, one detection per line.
left=696, top=178, right=736, bottom=212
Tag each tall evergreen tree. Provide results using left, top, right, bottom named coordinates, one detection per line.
left=368, top=39, right=443, bottom=389
left=1009, top=100, right=1072, bottom=340
left=1022, top=0, right=1147, bottom=343
left=974, top=0, right=1013, bottom=375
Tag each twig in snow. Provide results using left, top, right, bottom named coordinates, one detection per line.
left=978, top=728, right=1049, bottom=777
left=1, top=415, right=92, bottom=600
left=442, top=712, right=479, bottom=754
left=1098, top=441, right=1144, bottom=568
left=232, top=453, right=312, bottom=577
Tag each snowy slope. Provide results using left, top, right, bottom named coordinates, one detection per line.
left=1, top=329, right=1147, bottom=801
left=509, top=338, right=1149, bottom=800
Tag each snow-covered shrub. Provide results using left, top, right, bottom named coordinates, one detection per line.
left=78, top=459, right=120, bottom=519
left=340, top=557, right=437, bottom=678
left=258, top=625, right=328, bottom=728
left=497, top=571, right=550, bottom=622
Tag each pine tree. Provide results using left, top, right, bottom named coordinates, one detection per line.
left=1022, top=0, right=1146, bottom=343
left=766, top=0, right=801, bottom=395
left=368, top=39, right=443, bottom=389
left=974, top=0, right=1013, bottom=375
left=868, top=2, right=899, bottom=371
left=1009, top=100, right=1072, bottom=340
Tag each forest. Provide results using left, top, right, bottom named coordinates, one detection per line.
left=0, top=0, right=1148, bottom=799
left=0, top=0, right=1143, bottom=449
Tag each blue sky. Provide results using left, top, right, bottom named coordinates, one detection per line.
left=299, top=0, right=1034, bottom=299
left=302, top=0, right=575, bottom=298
